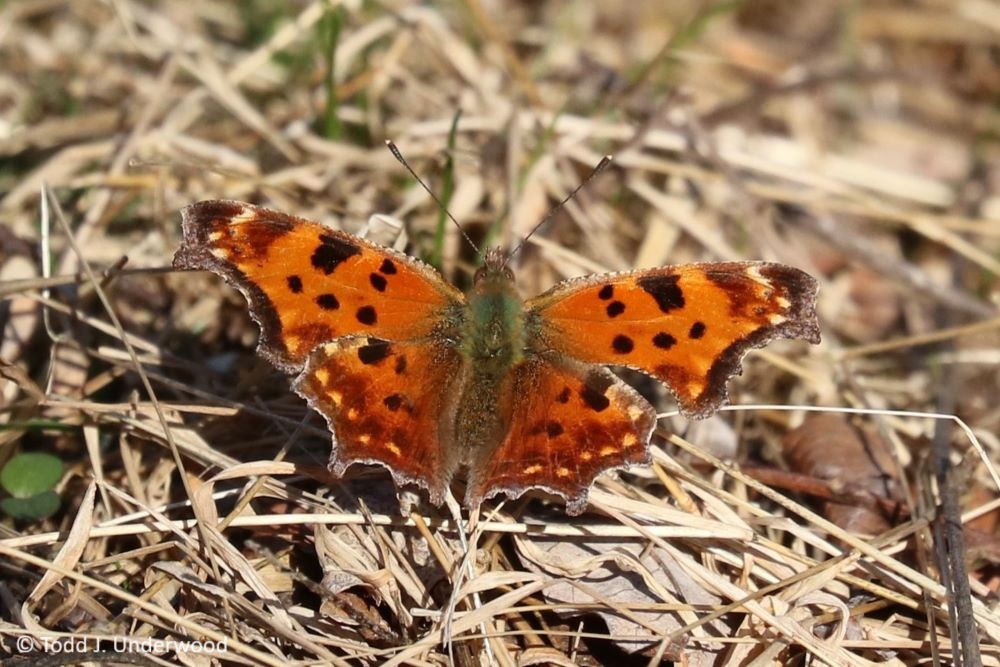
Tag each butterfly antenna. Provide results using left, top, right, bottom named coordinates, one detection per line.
left=505, top=155, right=613, bottom=266
left=385, top=140, right=479, bottom=255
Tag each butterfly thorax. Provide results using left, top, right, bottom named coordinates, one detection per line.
left=461, top=249, right=526, bottom=371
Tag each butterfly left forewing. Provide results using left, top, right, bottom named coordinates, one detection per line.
left=526, top=262, right=820, bottom=418
left=465, top=356, right=655, bottom=515
left=174, top=200, right=464, bottom=372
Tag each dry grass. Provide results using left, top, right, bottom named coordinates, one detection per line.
left=2, top=1, right=999, bottom=665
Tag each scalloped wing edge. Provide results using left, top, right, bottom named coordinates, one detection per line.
left=527, top=261, right=821, bottom=420
left=173, top=199, right=464, bottom=374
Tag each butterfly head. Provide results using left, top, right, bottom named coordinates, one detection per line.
left=473, top=247, right=515, bottom=286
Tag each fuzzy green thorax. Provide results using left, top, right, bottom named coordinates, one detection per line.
left=460, top=249, right=526, bottom=367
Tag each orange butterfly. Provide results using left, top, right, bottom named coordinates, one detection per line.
left=175, top=200, right=819, bottom=514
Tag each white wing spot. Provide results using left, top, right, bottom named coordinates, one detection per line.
left=232, top=209, right=257, bottom=225
left=745, top=265, right=770, bottom=286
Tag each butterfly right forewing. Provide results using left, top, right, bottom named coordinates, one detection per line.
left=527, top=262, right=820, bottom=418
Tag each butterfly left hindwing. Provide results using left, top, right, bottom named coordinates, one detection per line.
left=295, top=336, right=463, bottom=505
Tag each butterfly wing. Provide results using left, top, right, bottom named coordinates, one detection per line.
left=526, top=262, right=820, bottom=418
left=174, top=200, right=464, bottom=372
left=465, top=356, right=656, bottom=515
left=296, top=337, right=463, bottom=504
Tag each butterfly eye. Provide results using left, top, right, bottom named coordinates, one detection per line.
left=472, top=264, right=515, bottom=284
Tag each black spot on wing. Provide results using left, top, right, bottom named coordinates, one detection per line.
left=580, top=372, right=612, bottom=412
left=394, top=355, right=407, bottom=374
left=637, top=273, right=685, bottom=313
left=653, top=332, right=677, bottom=349
left=316, top=293, right=340, bottom=310
left=612, top=335, right=634, bottom=354
left=357, top=340, right=390, bottom=365
left=598, top=285, right=614, bottom=300
left=369, top=273, right=388, bottom=292
left=312, top=234, right=360, bottom=275
left=556, top=386, right=571, bottom=403
left=356, top=305, right=377, bottom=325
left=379, top=258, right=397, bottom=275
left=606, top=301, right=626, bottom=317
left=689, top=321, right=706, bottom=339
left=546, top=421, right=564, bottom=437
left=286, top=275, right=303, bottom=293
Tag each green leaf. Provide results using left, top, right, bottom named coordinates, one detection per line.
left=1, top=452, right=64, bottom=497
left=0, top=491, right=61, bottom=521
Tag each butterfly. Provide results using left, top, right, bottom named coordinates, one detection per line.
left=174, top=200, right=820, bottom=514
